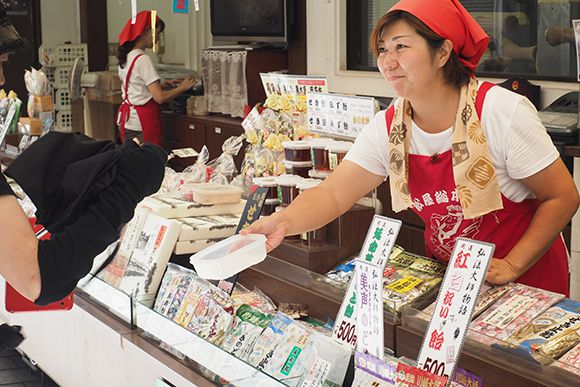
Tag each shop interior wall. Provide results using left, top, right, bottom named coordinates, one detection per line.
left=106, top=0, right=211, bottom=72
left=40, top=0, right=80, bottom=47
left=306, top=0, right=578, bottom=109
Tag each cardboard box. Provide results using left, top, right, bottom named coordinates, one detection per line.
left=96, top=71, right=122, bottom=91
left=19, top=117, right=43, bottom=135
left=30, top=95, right=53, bottom=112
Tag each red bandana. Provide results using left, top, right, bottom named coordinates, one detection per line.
left=388, top=0, right=489, bottom=71
left=118, top=10, right=159, bottom=45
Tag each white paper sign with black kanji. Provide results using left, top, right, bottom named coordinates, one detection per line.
left=417, top=238, right=494, bottom=380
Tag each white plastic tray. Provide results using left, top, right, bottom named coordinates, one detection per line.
left=189, top=234, right=267, bottom=280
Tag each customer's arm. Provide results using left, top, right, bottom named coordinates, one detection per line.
left=0, top=141, right=167, bottom=304
left=0, top=193, right=40, bottom=300
left=243, top=160, right=385, bottom=252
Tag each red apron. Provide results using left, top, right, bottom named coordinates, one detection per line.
left=385, top=83, right=569, bottom=296
left=117, top=53, right=162, bottom=146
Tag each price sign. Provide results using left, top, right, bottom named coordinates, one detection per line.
left=396, top=362, right=448, bottom=387
left=332, top=215, right=401, bottom=353
left=241, top=105, right=265, bottom=132
left=417, top=238, right=495, bottom=380
left=307, top=92, right=377, bottom=139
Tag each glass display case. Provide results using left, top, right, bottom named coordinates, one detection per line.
left=399, top=306, right=580, bottom=386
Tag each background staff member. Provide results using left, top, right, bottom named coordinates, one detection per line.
left=117, top=10, right=195, bottom=145
left=244, top=0, right=579, bottom=296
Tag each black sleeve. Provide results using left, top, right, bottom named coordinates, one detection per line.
left=35, top=143, right=167, bottom=305
left=0, top=172, right=14, bottom=197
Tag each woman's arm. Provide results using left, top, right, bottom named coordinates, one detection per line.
left=0, top=195, right=40, bottom=300
left=148, top=77, right=196, bottom=105
left=486, top=158, right=579, bottom=284
left=243, top=160, right=385, bottom=252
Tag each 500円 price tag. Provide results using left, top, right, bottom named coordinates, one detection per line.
left=417, top=238, right=494, bottom=380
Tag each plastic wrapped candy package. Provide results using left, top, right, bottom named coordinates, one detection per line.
left=186, top=290, right=234, bottom=346
left=554, top=342, right=580, bottom=375
left=245, top=312, right=296, bottom=367
left=494, top=299, right=580, bottom=364
left=469, top=284, right=564, bottom=345
left=207, top=135, right=245, bottom=185
left=159, top=167, right=181, bottom=194
left=220, top=304, right=273, bottom=359
left=180, top=145, right=211, bottom=187
left=422, top=283, right=516, bottom=321
left=231, top=283, right=277, bottom=315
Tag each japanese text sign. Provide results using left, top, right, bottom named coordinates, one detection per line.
left=417, top=238, right=495, bottom=380
left=355, top=261, right=385, bottom=359
left=307, top=92, right=377, bottom=139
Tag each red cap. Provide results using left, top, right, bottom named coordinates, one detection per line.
left=118, top=10, right=159, bottom=45
left=388, top=0, right=489, bottom=71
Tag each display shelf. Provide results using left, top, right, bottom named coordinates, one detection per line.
left=396, top=307, right=580, bottom=387
left=237, top=255, right=437, bottom=351
left=269, top=204, right=375, bottom=274
left=77, top=274, right=135, bottom=326
left=132, top=300, right=283, bottom=387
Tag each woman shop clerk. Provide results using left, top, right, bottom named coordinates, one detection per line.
left=243, top=0, right=579, bottom=296
left=117, top=10, right=196, bottom=145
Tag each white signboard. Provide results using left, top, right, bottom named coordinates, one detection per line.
left=417, top=238, right=494, bottom=380
left=307, top=93, right=377, bottom=139
left=355, top=261, right=385, bottom=359
left=332, top=215, right=401, bottom=352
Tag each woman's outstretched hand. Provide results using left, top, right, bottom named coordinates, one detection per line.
left=240, top=215, right=289, bottom=252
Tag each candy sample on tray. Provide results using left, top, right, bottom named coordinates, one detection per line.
left=469, top=284, right=564, bottom=344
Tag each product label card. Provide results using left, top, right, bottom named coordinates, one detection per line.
left=480, top=294, right=537, bottom=329
left=355, top=261, right=385, bottom=359
left=332, top=275, right=358, bottom=348
left=299, top=357, right=331, bottom=387
left=358, top=215, right=402, bottom=268
left=417, top=238, right=495, bottom=380
left=307, top=92, right=377, bottom=138
left=355, top=351, right=397, bottom=384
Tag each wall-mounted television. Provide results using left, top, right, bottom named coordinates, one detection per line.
left=210, top=0, right=294, bottom=44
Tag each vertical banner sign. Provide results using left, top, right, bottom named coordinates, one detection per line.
left=573, top=20, right=580, bottom=82
left=212, top=186, right=269, bottom=294
left=173, top=0, right=190, bottom=14
left=131, top=0, right=137, bottom=23
left=417, top=238, right=495, bottom=380
left=332, top=215, right=401, bottom=351
left=194, top=0, right=200, bottom=11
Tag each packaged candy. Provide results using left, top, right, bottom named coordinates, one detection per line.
left=554, top=343, right=580, bottom=375
left=470, top=284, right=564, bottom=345
left=495, top=299, right=580, bottom=364
left=231, top=284, right=277, bottom=315
left=246, top=312, right=296, bottom=368
left=279, top=303, right=309, bottom=320
left=220, top=304, right=273, bottom=359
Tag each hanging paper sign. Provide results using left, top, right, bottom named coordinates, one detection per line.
left=396, top=362, right=448, bottom=387
left=417, top=238, right=495, bottom=380
left=131, top=0, right=137, bottom=23
left=151, top=10, right=157, bottom=53
left=307, top=92, right=377, bottom=139
left=173, top=0, right=189, bottom=14
left=194, top=0, right=200, bottom=11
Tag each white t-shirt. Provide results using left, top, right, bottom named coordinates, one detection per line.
left=344, top=83, right=560, bottom=203
left=117, top=49, right=160, bottom=131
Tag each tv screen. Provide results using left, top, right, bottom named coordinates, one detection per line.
left=210, top=0, right=286, bottom=39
